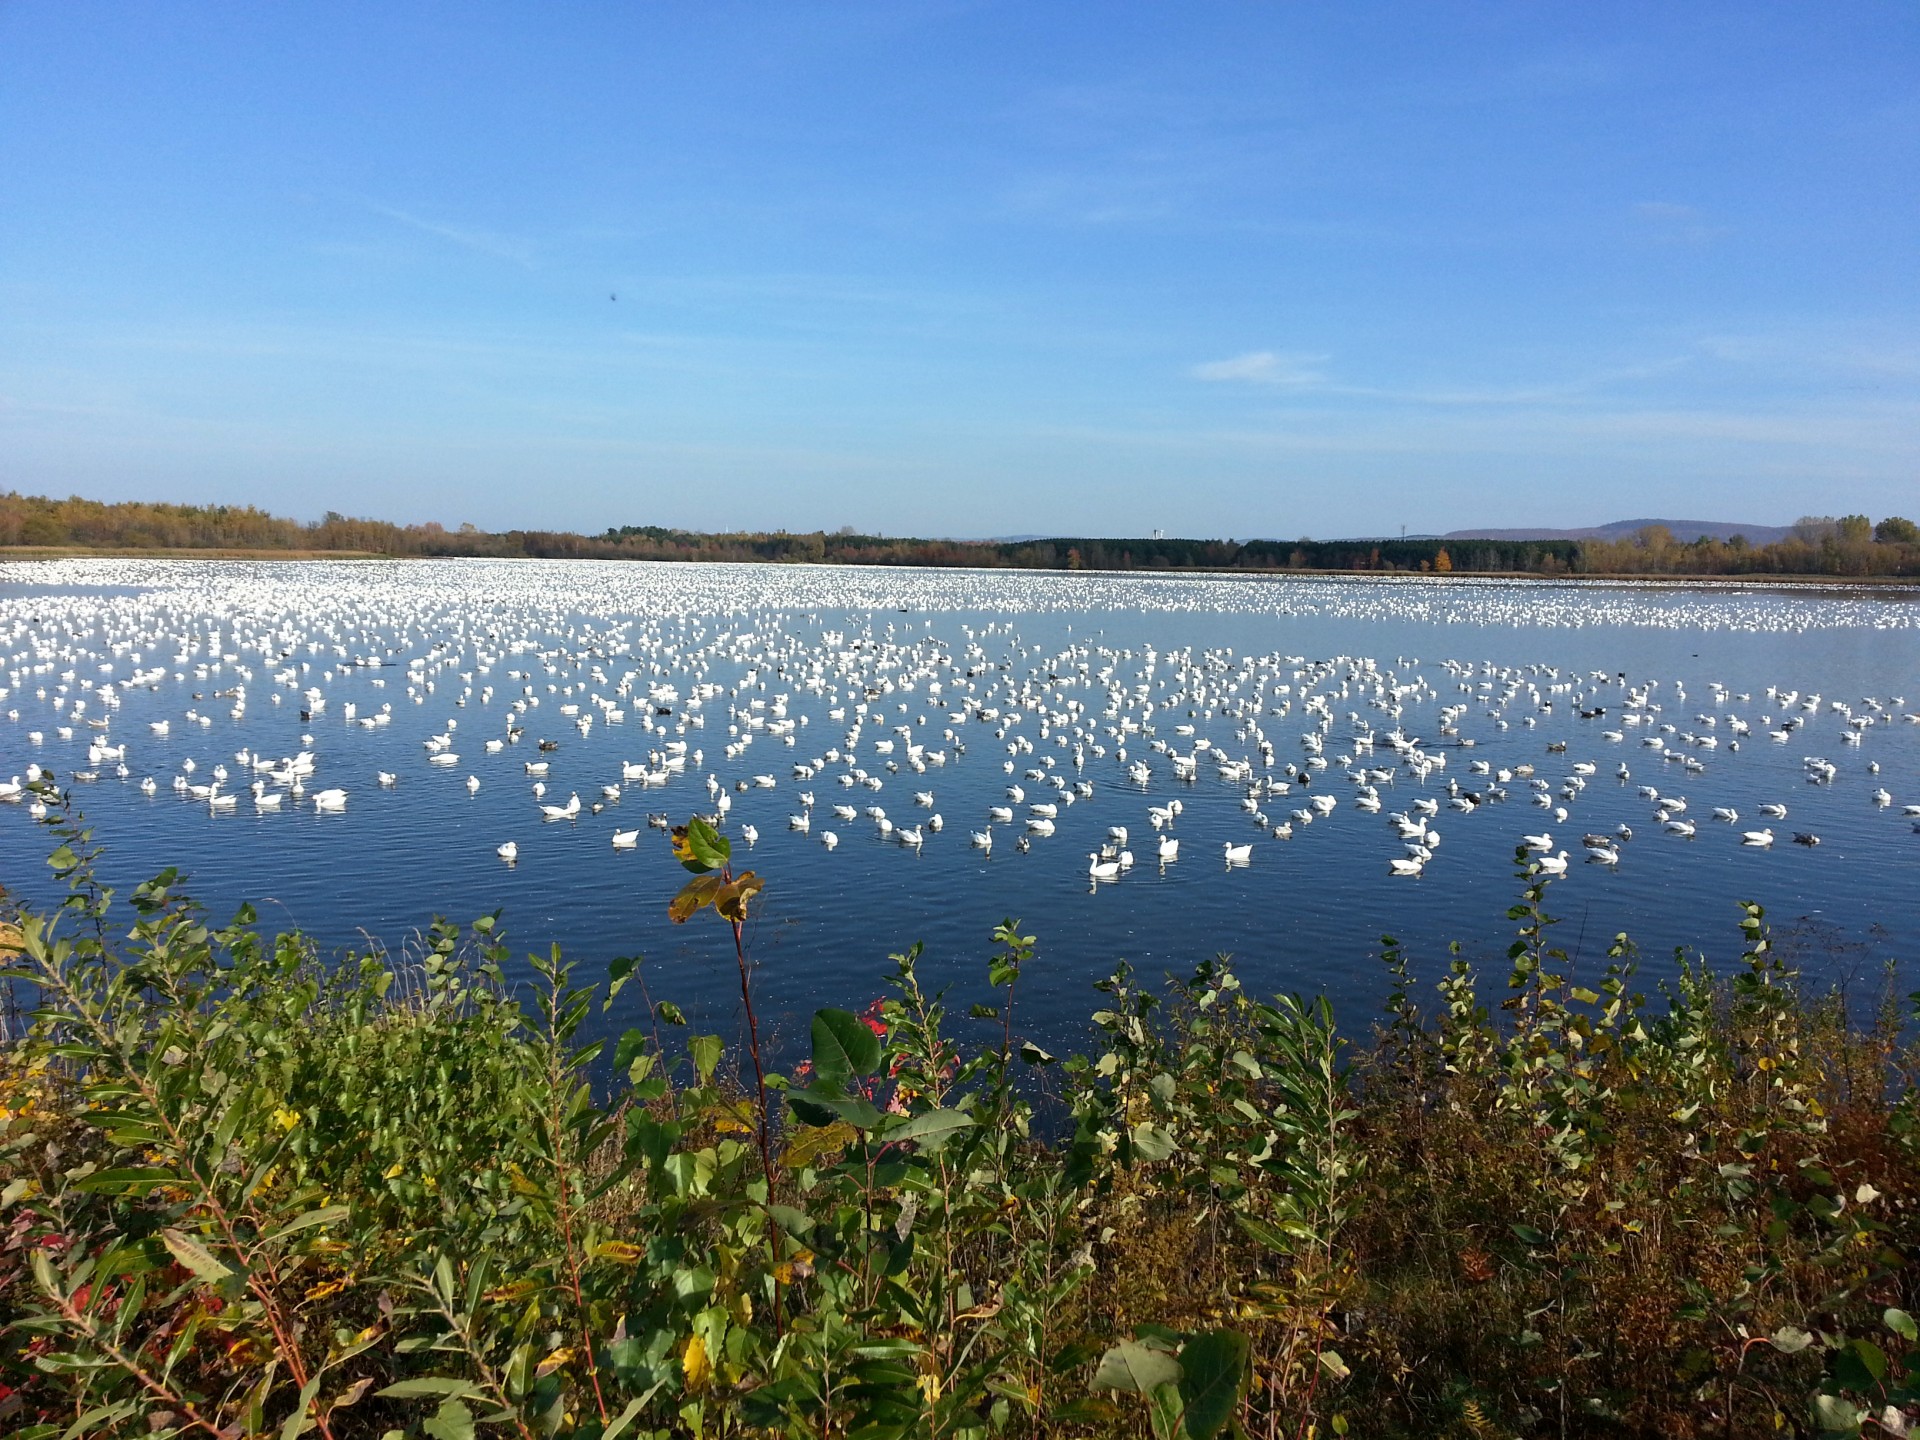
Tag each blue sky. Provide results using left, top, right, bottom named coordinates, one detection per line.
left=2, top=3, right=1915, bottom=539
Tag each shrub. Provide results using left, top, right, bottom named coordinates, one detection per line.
left=2, top=809, right=1915, bottom=1438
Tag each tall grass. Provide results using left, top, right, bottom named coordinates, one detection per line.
left=2, top=807, right=1915, bottom=1439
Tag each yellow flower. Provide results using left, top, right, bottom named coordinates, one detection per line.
left=273, top=1107, right=301, bottom=1131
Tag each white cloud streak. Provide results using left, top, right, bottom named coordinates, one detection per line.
left=1191, top=350, right=1328, bottom=386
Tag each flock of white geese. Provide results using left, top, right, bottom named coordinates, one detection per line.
left=1, top=559, right=1917, bottom=901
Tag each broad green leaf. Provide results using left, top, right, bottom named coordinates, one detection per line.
left=1769, top=1326, right=1815, bottom=1354
left=1848, top=1338, right=1888, bottom=1383
left=769, top=1204, right=815, bottom=1237
left=1812, top=1394, right=1863, bottom=1434
left=422, top=1398, right=477, bottom=1440
left=1093, top=1338, right=1182, bottom=1395
left=789, top=1086, right=882, bottom=1131
left=671, top=817, right=730, bottom=873
left=161, top=1229, right=233, bottom=1285
left=1129, top=1123, right=1177, bottom=1162
left=1177, top=1329, right=1250, bottom=1440
left=689, top=1034, right=724, bottom=1084
left=885, top=1108, right=975, bottom=1144
left=1885, top=1307, right=1917, bottom=1342
left=811, top=1007, right=882, bottom=1088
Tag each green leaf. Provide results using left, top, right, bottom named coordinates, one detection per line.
left=811, top=1008, right=882, bottom=1088
left=789, top=1086, right=883, bottom=1131
left=689, top=1034, right=724, bottom=1084
left=1848, top=1338, right=1888, bottom=1383
left=71, top=1166, right=176, bottom=1195
left=614, top=1028, right=650, bottom=1075
left=769, top=1204, right=816, bottom=1238
left=1812, top=1394, right=1863, bottom=1434
left=160, top=1229, right=233, bottom=1285
left=422, top=1397, right=476, bottom=1440
left=884, top=1108, right=975, bottom=1144
left=1177, top=1330, right=1250, bottom=1440
left=1129, top=1123, right=1177, bottom=1162
left=1769, top=1326, right=1815, bottom=1354
left=267, top=1205, right=350, bottom=1242
left=606, top=954, right=638, bottom=1007
left=1093, top=1339, right=1183, bottom=1395
left=1885, top=1307, right=1918, bottom=1342
left=1233, top=1213, right=1295, bottom=1253
left=1050, top=1398, right=1122, bottom=1424
left=278, top=1375, right=322, bottom=1440
left=671, top=816, right=730, bottom=873
left=376, top=1378, right=489, bottom=1400
left=602, top=1394, right=658, bottom=1440
left=1317, top=1349, right=1352, bottom=1381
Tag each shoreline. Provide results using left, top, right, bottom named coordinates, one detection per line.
left=2, top=544, right=1916, bottom=588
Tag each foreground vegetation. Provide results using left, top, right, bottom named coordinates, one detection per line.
left=2, top=808, right=1916, bottom=1439
left=5, top=489, right=1919, bottom=578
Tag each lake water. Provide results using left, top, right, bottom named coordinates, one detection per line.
left=3, top=558, right=1917, bottom=1060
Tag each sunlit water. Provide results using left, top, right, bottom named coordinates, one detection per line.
left=3, top=559, right=1917, bottom=1060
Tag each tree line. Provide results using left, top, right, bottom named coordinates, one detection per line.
left=3, top=490, right=1916, bottom=576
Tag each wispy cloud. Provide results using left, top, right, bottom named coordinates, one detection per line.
left=1632, top=200, right=1726, bottom=246
left=1191, top=348, right=1704, bottom=410
left=365, top=202, right=536, bottom=266
left=1191, top=350, right=1328, bottom=387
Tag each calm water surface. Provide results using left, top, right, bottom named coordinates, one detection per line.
left=3, top=559, right=1916, bottom=1059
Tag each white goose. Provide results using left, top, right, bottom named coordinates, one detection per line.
left=539, top=792, right=581, bottom=820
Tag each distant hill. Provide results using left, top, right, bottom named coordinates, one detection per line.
left=1439, top=519, right=1796, bottom=545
